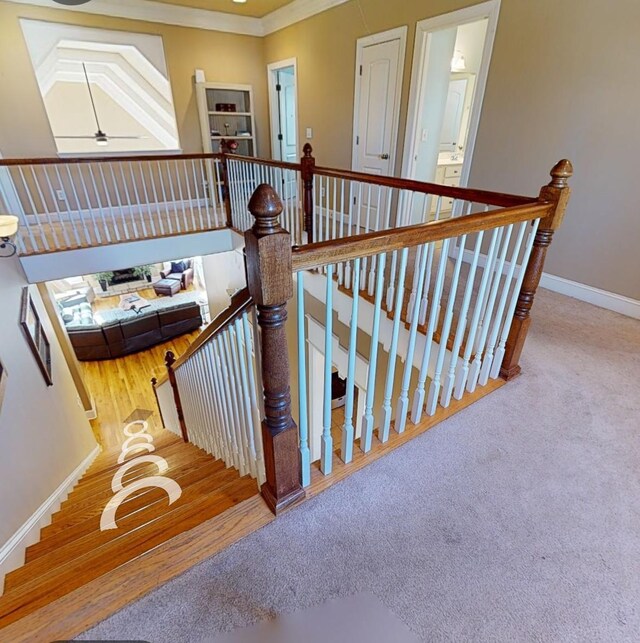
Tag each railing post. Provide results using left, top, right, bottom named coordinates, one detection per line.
left=500, top=159, right=573, bottom=380
left=301, top=143, right=315, bottom=242
left=165, top=351, right=189, bottom=442
left=219, top=139, right=237, bottom=228
left=245, top=183, right=305, bottom=514
left=150, top=377, right=166, bottom=429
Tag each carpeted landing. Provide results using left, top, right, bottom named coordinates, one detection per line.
left=78, top=289, right=640, bottom=642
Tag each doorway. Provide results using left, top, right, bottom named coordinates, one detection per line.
left=352, top=26, right=407, bottom=177
left=401, top=0, right=501, bottom=223
left=267, top=58, right=298, bottom=163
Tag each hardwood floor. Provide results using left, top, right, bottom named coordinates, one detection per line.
left=82, top=328, right=200, bottom=451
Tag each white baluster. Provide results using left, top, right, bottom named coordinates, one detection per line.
left=379, top=247, right=409, bottom=442
left=341, top=256, right=361, bottom=464
left=42, top=166, right=71, bottom=248
left=242, top=312, right=265, bottom=483
left=172, top=160, right=189, bottom=232
left=18, top=167, right=48, bottom=251
left=206, top=341, right=232, bottom=464
left=441, top=230, right=485, bottom=408
left=30, top=166, right=61, bottom=249
left=453, top=227, right=502, bottom=399
left=395, top=242, right=430, bottom=434
left=425, top=234, right=468, bottom=416
left=480, top=220, right=529, bottom=385
left=138, top=163, right=157, bottom=238
left=87, top=164, right=115, bottom=242
left=155, top=161, right=172, bottom=235
left=489, top=219, right=541, bottom=380
left=361, top=184, right=372, bottom=291
left=97, top=164, right=122, bottom=242
left=410, top=237, right=452, bottom=423
left=385, top=190, right=403, bottom=311
left=418, top=196, right=443, bottom=325
left=128, top=162, right=148, bottom=238
left=360, top=252, right=387, bottom=452
left=54, top=165, right=82, bottom=246
left=296, top=273, right=311, bottom=486
left=212, top=336, right=240, bottom=470
left=320, top=263, right=334, bottom=474
left=467, top=224, right=514, bottom=392
left=116, top=164, right=137, bottom=239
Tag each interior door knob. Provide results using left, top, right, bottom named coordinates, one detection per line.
left=380, top=153, right=389, bottom=160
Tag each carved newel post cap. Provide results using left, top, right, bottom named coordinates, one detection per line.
left=550, top=159, right=573, bottom=188
left=165, top=350, right=176, bottom=367
left=151, top=377, right=157, bottom=385
left=248, top=183, right=284, bottom=234
left=303, top=143, right=313, bottom=157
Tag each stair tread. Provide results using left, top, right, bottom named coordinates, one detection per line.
left=0, top=475, right=257, bottom=623
left=29, top=459, right=234, bottom=560
left=16, top=466, right=251, bottom=580
left=54, top=443, right=216, bottom=510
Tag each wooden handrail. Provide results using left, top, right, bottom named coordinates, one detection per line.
left=154, top=287, right=253, bottom=386
left=291, top=201, right=553, bottom=272
left=0, top=152, right=220, bottom=167
left=314, top=165, right=536, bottom=208
left=227, top=153, right=302, bottom=172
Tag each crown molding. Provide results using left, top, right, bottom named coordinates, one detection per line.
left=2, top=0, right=350, bottom=36
left=262, top=0, right=349, bottom=35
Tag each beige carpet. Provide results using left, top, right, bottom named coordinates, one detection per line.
left=78, top=289, right=640, bottom=642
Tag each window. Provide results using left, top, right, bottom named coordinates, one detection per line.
left=21, top=20, right=181, bottom=155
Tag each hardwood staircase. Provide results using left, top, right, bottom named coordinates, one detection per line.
left=0, top=430, right=258, bottom=631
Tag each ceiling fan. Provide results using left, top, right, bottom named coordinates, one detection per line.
left=55, top=63, right=147, bottom=146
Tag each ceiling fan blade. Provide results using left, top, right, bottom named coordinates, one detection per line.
left=107, top=136, right=149, bottom=140
left=54, top=135, right=98, bottom=139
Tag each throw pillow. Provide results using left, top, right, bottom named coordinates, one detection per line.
left=170, top=260, right=186, bottom=274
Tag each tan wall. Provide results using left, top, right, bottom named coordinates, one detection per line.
left=0, top=258, right=97, bottom=559
left=264, top=0, right=640, bottom=300
left=0, top=2, right=270, bottom=157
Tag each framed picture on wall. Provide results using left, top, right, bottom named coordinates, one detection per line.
left=0, top=359, right=7, bottom=410
left=20, top=287, right=53, bottom=386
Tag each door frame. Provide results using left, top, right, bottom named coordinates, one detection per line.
left=266, top=57, right=299, bottom=161
left=351, top=26, right=408, bottom=174
left=401, top=0, right=501, bottom=184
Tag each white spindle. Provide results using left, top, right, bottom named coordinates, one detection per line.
left=297, top=273, right=311, bottom=486
left=128, top=162, right=148, bottom=238
left=440, top=230, right=485, bottom=407
left=467, top=224, right=514, bottom=392
left=410, top=237, right=452, bottom=423
left=30, top=167, right=61, bottom=249
left=96, top=165, right=122, bottom=242
left=425, top=233, right=468, bottom=417
left=191, top=159, right=205, bottom=230
left=395, top=242, right=430, bottom=434
left=489, top=219, right=540, bottom=380
left=147, top=163, right=165, bottom=237
left=340, top=257, right=361, bottom=464
left=87, top=164, right=114, bottom=243
left=320, top=263, right=334, bottom=474
left=19, top=167, right=48, bottom=251
left=418, top=196, right=443, bottom=325
left=139, top=164, right=157, bottom=238
left=42, top=166, right=71, bottom=248
left=360, top=251, right=387, bottom=452
left=380, top=247, right=409, bottom=442
left=54, top=165, right=82, bottom=246
left=453, top=227, right=502, bottom=399
left=479, top=220, right=530, bottom=386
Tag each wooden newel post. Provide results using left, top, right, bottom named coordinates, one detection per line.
left=165, top=350, right=189, bottom=442
left=500, top=159, right=573, bottom=380
left=219, top=139, right=237, bottom=228
left=301, top=143, right=315, bottom=242
left=245, top=183, right=305, bottom=514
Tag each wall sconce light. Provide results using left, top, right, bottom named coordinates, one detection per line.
left=0, top=215, right=19, bottom=257
left=451, top=50, right=466, bottom=72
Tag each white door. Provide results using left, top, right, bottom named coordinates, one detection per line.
left=352, top=29, right=406, bottom=231
left=276, top=69, right=297, bottom=163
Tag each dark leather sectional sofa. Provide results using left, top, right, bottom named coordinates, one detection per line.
left=67, top=301, right=202, bottom=361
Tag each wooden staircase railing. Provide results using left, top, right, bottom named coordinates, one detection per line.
left=154, top=156, right=571, bottom=515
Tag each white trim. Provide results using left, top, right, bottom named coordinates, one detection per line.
left=401, top=0, right=501, bottom=185
left=267, top=58, right=299, bottom=162
left=351, top=26, right=408, bottom=175
left=457, top=245, right=640, bottom=320
left=0, top=444, right=100, bottom=594
left=262, top=0, right=349, bottom=35
left=3, top=0, right=350, bottom=37
left=540, top=273, right=640, bottom=320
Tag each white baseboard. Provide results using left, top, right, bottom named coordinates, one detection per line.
left=540, top=273, right=640, bottom=320
left=0, top=444, right=101, bottom=594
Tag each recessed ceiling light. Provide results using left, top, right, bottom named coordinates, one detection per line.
left=233, top=0, right=247, bottom=4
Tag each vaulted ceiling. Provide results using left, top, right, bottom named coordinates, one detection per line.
left=150, top=0, right=292, bottom=18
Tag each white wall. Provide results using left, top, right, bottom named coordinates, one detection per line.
left=201, top=248, right=247, bottom=318
left=0, top=258, right=97, bottom=587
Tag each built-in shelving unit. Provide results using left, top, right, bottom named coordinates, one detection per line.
left=195, top=81, right=256, bottom=156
